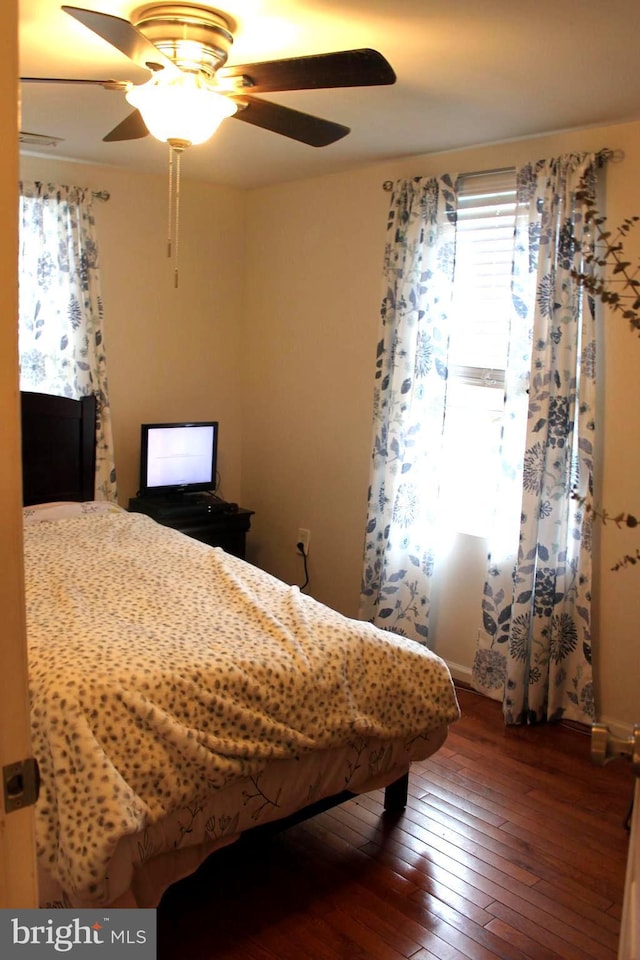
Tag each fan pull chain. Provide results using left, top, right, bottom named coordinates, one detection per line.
left=166, top=142, right=185, bottom=288
left=173, top=148, right=181, bottom=289
left=167, top=146, right=175, bottom=260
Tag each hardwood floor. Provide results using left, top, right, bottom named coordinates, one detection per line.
left=157, top=687, right=635, bottom=959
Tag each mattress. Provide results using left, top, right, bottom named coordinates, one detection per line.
left=23, top=506, right=460, bottom=907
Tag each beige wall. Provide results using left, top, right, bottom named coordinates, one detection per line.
left=243, top=120, right=640, bottom=731
left=20, top=155, right=247, bottom=507
left=19, top=119, right=640, bottom=730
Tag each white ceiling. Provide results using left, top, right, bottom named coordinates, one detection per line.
left=18, top=0, right=640, bottom=189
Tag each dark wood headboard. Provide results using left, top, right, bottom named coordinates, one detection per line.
left=21, top=391, right=97, bottom=505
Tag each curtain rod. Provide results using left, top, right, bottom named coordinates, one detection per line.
left=92, top=190, right=110, bottom=201
left=381, top=148, right=624, bottom=191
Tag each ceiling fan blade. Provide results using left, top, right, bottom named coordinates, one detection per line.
left=219, top=48, right=395, bottom=94
left=62, top=5, right=179, bottom=76
left=20, top=77, right=129, bottom=90
left=233, top=96, right=349, bottom=147
left=102, top=109, right=149, bottom=143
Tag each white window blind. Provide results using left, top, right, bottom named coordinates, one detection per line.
left=439, top=168, right=517, bottom=539
left=448, top=169, right=517, bottom=384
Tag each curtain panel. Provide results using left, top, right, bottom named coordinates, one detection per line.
left=359, top=174, right=458, bottom=642
left=472, top=154, right=598, bottom=724
left=18, top=181, right=117, bottom=501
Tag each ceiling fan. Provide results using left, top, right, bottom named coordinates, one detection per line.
left=20, top=3, right=397, bottom=149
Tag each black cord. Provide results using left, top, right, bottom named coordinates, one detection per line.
left=296, top=542, right=309, bottom=591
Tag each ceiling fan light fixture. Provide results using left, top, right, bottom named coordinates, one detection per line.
left=125, top=72, right=237, bottom=145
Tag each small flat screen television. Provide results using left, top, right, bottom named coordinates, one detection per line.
left=139, top=421, right=218, bottom=498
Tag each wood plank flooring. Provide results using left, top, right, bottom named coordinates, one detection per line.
left=157, top=687, right=635, bottom=960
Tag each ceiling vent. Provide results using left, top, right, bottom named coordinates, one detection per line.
left=19, top=131, right=64, bottom=147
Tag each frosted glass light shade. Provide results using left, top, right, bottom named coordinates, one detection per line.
left=126, top=73, right=237, bottom=146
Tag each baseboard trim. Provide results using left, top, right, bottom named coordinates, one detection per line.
left=444, top=660, right=473, bottom=686
left=597, top=713, right=636, bottom=740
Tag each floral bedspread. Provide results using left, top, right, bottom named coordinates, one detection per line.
left=23, top=512, right=460, bottom=902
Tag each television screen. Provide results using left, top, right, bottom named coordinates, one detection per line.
left=140, top=421, right=218, bottom=496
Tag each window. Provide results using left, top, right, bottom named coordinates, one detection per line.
left=439, top=169, right=518, bottom=538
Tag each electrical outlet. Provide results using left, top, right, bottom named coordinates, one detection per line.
left=297, top=528, right=310, bottom=556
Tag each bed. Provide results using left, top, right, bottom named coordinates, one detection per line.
left=20, top=390, right=461, bottom=909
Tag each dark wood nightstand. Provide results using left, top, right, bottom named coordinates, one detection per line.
left=128, top=496, right=254, bottom=559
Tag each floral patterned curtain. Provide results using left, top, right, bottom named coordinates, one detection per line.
left=18, top=182, right=117, bottom=501
left=359, top=175, right=458, bottom=641
left=472, top=154, right=598, bottom=724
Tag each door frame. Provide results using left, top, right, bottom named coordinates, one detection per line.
left=0, top=0, right=39, bottom=909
